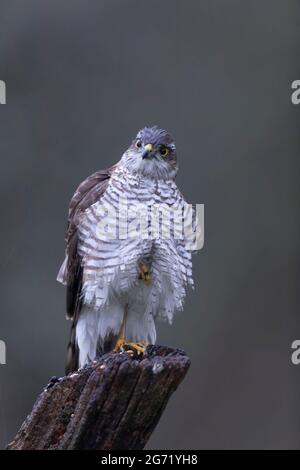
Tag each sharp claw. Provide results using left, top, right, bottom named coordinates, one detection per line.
left=138, top=261, right=152, bottom=285
left=114, top=336, right=147, bottom=357
left=113, top=338, right=126, bottom=353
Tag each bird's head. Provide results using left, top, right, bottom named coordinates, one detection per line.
left=121, top=126, right=178, bottom=180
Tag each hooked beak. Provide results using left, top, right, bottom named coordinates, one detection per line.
left=141, top=143, right=153, bottom=159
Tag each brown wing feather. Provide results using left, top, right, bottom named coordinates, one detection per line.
left=64, top=164, right=117, bottom=374
left=65, top=165, right=117, bottom=317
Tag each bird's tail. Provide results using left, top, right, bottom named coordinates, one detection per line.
left=65, top=316, right=79, bottom=375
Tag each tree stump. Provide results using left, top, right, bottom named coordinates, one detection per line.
left=7, top=345, right=190, bottom=450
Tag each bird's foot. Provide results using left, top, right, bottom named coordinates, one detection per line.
left=113, top=337, right=126, bottom=353
left=124, top=341, right=147, bottom=356
left=138, top=261, right=152, bottom=285
left=114, top=339, right=147, bottom=356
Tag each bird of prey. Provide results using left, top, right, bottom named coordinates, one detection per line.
left=57, top=126, right=195, bottom=374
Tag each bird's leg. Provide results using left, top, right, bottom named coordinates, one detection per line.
left=113, top=304, right=128, bottom=352
left=124, top=341, right=147, bottom=355
left=138, top=259, right=152, bottom=285
left=113, top=304, right=147, bottom=356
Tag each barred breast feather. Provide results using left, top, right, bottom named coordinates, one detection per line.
left=57, top=162, right=194, bottom=373
left=74, top=164, right=193, bottom=323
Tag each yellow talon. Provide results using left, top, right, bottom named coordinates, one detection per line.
left=138, top=262, right=152, bottom=285
left=126, top=341, right=147, bottom=355
left=114, top=339, right=147, bottom=356
left=114, top=304, right=147, bottom=357
left=113, top=337, right=126, bottom=352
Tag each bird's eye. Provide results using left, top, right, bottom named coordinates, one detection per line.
left=159, top=146, right=169, bottom=157
left=135, top=139, right=142, bottom=148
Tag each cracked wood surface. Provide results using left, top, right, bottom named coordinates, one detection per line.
left=7, top=345, right=190, bottom=450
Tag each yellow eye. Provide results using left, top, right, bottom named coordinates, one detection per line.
left=159, top=146, right=169, bottom=157
left=135, top=139, right=142, bottom=148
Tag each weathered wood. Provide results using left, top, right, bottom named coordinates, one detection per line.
left=7, top=345, right=190, bottom=450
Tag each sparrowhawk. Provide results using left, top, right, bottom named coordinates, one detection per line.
left=57, top=126, right=195, bottom=374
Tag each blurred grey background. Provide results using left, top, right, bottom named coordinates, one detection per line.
left=0, top=0, right=300, bottom=450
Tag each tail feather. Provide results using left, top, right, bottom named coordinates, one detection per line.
left=65, top=314, right=80, bottom=375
